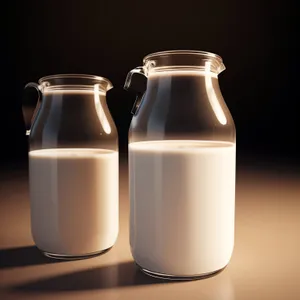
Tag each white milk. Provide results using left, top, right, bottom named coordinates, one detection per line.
left=129, top=140, right=236, bottom=277
left=29, top=148, right=118, bottom=257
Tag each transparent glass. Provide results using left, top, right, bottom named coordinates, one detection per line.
left=125, top=50, right=236, bottom=280
left=125, top=50, right=234, bottom=142
left=26, top=74, right=117, bottom=150
left=24, top=74, right=119, bottom=260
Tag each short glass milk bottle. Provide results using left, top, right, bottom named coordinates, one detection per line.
left=24, top=74, right=119, bottom=259
left=125, top=51, right=236, bottom=279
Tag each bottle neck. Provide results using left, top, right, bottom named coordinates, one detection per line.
left=148, top=69, right=218, bottom=79
left=146, top=71, right=221, bottom=93
left=42, top=90, right=107, bottom=104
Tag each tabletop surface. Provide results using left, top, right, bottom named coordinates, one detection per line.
left=0, top=159, right=299, bottom=300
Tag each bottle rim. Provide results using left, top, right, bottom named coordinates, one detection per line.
left=143, top=50, right=225, bottom=75
left=144, top=50, right=223, bottom=62
left=38, top=74, right=113, bottom=92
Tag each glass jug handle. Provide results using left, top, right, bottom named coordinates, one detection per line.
left=124, top=67, right=147, bottom=115
left=23, top=82, right=42, bottom=136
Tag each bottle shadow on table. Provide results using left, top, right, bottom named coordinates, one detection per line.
left=11, top=261, right=174, bottom=292
left=0, top=245, right=63, bottom=269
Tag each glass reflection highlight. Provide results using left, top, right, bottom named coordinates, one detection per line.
left=205, top=61, right=227, bottom=125
left=94, top=84, right=111, bottom=134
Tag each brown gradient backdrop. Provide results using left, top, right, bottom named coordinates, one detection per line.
left=2, top=0, right=297, bottom=166
left=1, top=2, right=299, bottom=299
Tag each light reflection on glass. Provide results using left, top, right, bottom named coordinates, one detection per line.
left=94, top=84, right=111, bottom=134
left=205, top=61, right=227, bottom=125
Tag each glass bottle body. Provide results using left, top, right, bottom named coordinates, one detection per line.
left=25, top=74, right=119, bottom=259
left=125, top=51, right=236, bottom=279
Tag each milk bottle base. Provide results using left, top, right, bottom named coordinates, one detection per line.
left=138, top=264, right=227, bottom=281
left=41, top=246, right=113, bottom=260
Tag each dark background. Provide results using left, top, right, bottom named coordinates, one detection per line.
left=2, top=0, right=297, bottom=167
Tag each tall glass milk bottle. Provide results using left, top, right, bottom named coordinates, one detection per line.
left=23, top=74, right=119, bottom=259
left=124, top=51, right=236, bottom=279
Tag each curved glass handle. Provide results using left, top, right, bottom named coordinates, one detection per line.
left=23, top=82, right=42, bottom=136
left=124, top=67, right=148, bottom=115
left=124, top=67, right=146, bottom=91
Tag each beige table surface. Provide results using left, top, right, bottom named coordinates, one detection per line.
left=0, top=159, right=299, bottom=300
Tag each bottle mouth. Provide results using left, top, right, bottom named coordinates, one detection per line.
left=143, top=50, right=225, bottom=75
left=38, top=74, right=113, bottom=92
